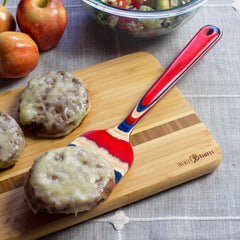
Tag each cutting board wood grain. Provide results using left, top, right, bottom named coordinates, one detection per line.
left=0, top=52, right=221, bottom=240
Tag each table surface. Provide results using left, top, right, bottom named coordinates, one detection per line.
left=1, top=0, right=239, bottom=239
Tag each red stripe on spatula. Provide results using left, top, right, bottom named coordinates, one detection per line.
left=82, top=130, right=134, bottom=166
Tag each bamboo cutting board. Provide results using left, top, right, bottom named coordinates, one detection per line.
left=0, top=52, right=221, bottom=239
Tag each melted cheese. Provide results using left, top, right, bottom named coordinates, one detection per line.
left=28, top=146, right=114, bottom=214
left=71, top=136, right=129, bottom=176
left=0, top=111, right=25, bottom=168
left=19, top=71, right=89, bottom=137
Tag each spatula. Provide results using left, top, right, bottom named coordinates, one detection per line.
left=69, top=25, right=222, bottom=184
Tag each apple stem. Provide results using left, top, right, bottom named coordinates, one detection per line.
left=3, top=0, right=7, bottom=7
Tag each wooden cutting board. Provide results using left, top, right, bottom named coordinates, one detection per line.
left=0, top=52, right=221, bottom=240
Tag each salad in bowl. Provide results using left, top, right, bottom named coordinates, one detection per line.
left=82, top=0, right=207, bottom=37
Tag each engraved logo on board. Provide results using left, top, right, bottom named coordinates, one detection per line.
left=177, top=150, right=214, bottom=167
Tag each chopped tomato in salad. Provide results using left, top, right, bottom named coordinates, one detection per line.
left=104, top=0, right=148, bottom=9
left=102, top=0, right=191, bottom=10
left=96, top=0, right=193, bottom=36
left=113, top=0, right=148, bottom=9
left=116, top=0, right=127, bottom=8
left=131, top=0, right=148, bottom=9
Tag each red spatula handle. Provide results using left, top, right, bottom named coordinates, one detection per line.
left=118, top=25, right=222, bottom=133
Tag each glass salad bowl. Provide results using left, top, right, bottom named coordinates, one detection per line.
left=81, top=0, right=208, bottom=38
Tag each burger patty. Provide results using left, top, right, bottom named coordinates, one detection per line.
left=24, top=146, right=115, bottom=215
left=19, top=71, right=90, bottom=137
left=0, top=111, right=26, bottom=169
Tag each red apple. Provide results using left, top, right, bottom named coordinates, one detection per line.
left=0, top=31, right=39, bottom=78
left=0, top=0, right=16, bottom=32
left=16, top=0, right=67, bottom=51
